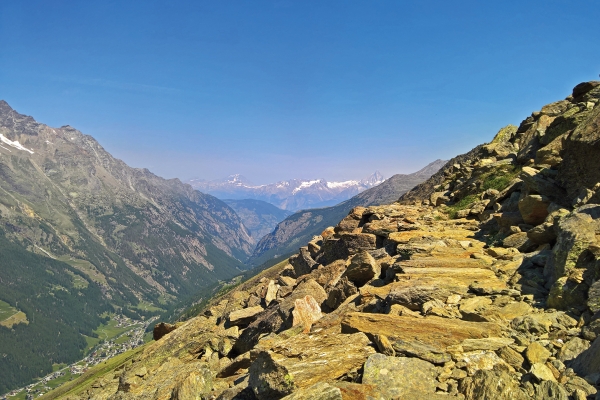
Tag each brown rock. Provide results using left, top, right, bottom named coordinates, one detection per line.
left=278, top=276, right=296, bottom=287
left=502, top=232, right=535, bottom=252
left=228, top=305, right=265, bottom=327
left=342, top=251, right=380, bottom=287
left=530, top=362, right=557, bottom=382
left=362, top=354, right=438, bottom=399
left=325, top=276, right=357, bottom=310
left=496, top=346, right=525, bottom=369
left=248, top=332, right=374, bottom=399
left=571, top=336, right=600, bottom=377
left=280, top=382, right=343, bottom=400
left=525, top=342, right=551, bottom=364
left=289, top=247, right=318, bottom=277
left=373, top=334, right=395, bottom=356
left=153, top=322, right=177, bottom=341
left=341, top=312, right=502, bottom=353
left=264, top=280, right=279, bottom=305
left=558, top=337, right=590, bottom=363
left=518, top=194, right=550, bottom=225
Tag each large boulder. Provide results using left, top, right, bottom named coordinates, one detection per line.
left=289, top=247, right=318, bottom=277
left=546, top=212, right=597, bottom=308
left=571, top=337, right=600, bottom=377
left=460, top=365, right=529, bottom=400
left=556, top=99, right=600, bottom=199
left=248, top=332, right=374, bottom=399
left=228, top=306, right=265, bottom=327
left=153, top=322, right=178, bottom=341
left=291, top=295, right=323, bottom=333
left=342, top=251, right=380, bottom=287
left=518, top=194, right=550, bottom=225
left=362, top=354, right=438, bottom=399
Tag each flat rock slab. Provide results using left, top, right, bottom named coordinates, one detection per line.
left=281, top=382, right=343, bottom=400
left=399, top=257, right=489, bottom=269
left=228, top=305, right=265, bottom=327
left=362, top=354, right=438, bottom=399
left=341, top=312, right=503, bottom=352
left=248, top=331, right=375, bottom=399
left=388, top=228, right=477, bottom=244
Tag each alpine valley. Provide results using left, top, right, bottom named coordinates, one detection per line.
left=38, top=80, right=600, bottom=400
left=0, top=100, right=254, bottom=393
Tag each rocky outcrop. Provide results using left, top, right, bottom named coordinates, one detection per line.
left=52, top=81, right=600, bottom=400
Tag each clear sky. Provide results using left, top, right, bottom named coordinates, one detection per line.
left=1, top=1, right=599, bottom=184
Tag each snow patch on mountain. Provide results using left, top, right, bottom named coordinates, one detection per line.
left=0, top=134, right=34, bottom=154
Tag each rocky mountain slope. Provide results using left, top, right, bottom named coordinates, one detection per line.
left=44, top=80, right=600, bottom=400
left=0, top=101, right=254, bottom=392
left=222, top=199, right=292, bottom=242
left=188, top=172, right=384, bottom=211
left=248, top=159, right=445, bottom=267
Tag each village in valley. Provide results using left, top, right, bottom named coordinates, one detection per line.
left=2, top=315, right=157, bottom=400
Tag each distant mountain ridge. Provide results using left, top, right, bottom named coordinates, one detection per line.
left=187, top=171, right=385, bottom=211
left=247, top=159, right=446, bottom=266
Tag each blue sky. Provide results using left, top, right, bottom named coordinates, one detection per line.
left=1, top=1, right=599, bottom=184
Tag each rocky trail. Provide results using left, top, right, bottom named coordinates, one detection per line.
left=49, top=81, right=600, bottom=400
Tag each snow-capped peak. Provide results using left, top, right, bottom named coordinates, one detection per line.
left=187, top=171, right=385, bottom=211
left=292, top=179, right=323, bottom=195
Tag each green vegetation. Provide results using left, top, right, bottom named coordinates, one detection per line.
left=134, top=301, right=166, bottom=313
left=94, top=319, right=132, bottom=342
left=481, top=165, right=521, bottom=192
left=446, top=194, right=479, bottom=219
left=445, top=165, right=522, bottom=219
left=0, top=299, right=19, bottom=321
left=0, top=229, right=112, bottom=394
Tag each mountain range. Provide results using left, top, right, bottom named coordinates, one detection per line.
left=247, top=159, right=446, bottom=267
left=0, top=100, right=254, bottom=391
left=187, top=172, right=385, bottom=211
left=49, top=79, right=600, bottom=400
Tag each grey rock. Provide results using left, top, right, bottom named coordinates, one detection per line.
left=280, top=382, right=342, bottom=400
left=572, top=337, right=600, bottom=379
left=558, top=337, right=590, bottom=363
left=460, top=365, right=529, bottom=400
left=534, top=380, right=569, bottom=400
left=362, top=354, right=438, bottom=399
left=289, top=247, right=318, bottom=277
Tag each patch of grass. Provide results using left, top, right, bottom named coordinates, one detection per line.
left=446, top=194, right=479, bottom=219
left=0, top=299, right=18, bottom=320
left=56, top=256, right=108, bottom=286
left=0, top=299, right=28, bottom=328
left=114, top=334, right=130, bottom=345
left=83, top=335, right=101, bottom=352
left=93, top=319, right=132, bottom=341
left=134, top=300, right=165, bottom=313
left=481, top=165, right=521, bottom=192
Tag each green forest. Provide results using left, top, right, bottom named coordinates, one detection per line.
left=0, top=229, right=112, bottom=394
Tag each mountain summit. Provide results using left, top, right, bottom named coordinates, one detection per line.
left=187, top=172, right=386, bottom=211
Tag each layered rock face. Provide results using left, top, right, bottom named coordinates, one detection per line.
left=57, top=82, right=600, bottom=399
